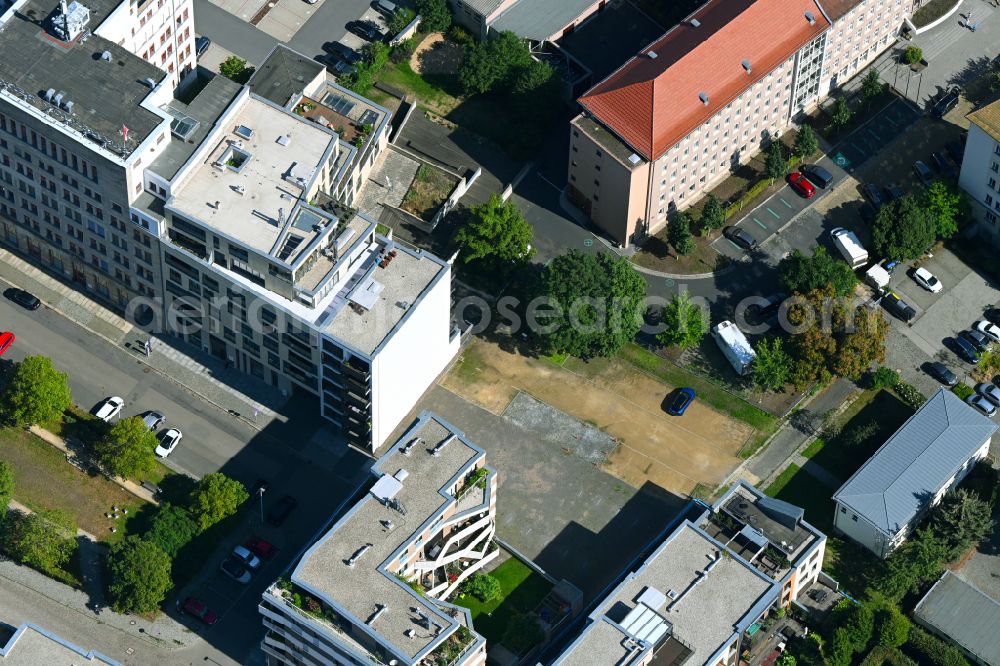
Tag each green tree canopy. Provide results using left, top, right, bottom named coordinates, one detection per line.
left=93, top=417, right=157, bottom=481
left=875, top=528, right=950, bottom=602
left=144, top=503, right=199, bottom=558
left=462, top=573, right=501, bottom=602
left=346, top=42, right=390, bottom=95
left=831, top=98, right=852, bottom=132
left=668, top=211, right=695, bottom=255
left=753, top=338, right=793, bottom=392
left=0, top=508, right=77, bottom=574
left=189, top=473, right=248, bottom=532
left=0, top=460, right=13, bottom=510
left=106, top=536, right=173, bottom=614
left=533, top=251, right=646, bottom=359
left=2, top=355, right=72, bottom=427
left=387, top=6, right=416, bottom=35
left=455, top=193, right=534, bottom=276
left=832, top=306, right=889, bottom=380
left=511, top=58, right=553, bottom=95
left=778, top=247, right=857, bottom=297
left=775, top=654, right=797, bottom=666
left=904, top=46, right=922, bottom=65
left=458, top=31, right=532, bottom=95
left=765, top=141, right=788, bottom=182
left=699, top=194, right=726, bottom=234
left=415, top=0, right=452, bottom=33
left=657, top=292, right=707, bottom=350
left=929, top=489, right=994, bottom=559
left=871, top=194, right=936, bottom=260
left=219, top=56, right=254, bottom=84
left=923, top=180, right=965, bottom=239
left=793, top=125, right=819, bottom=159
left=875, top=605, right=911, bottom=648
left=860, top=69, right=885, bottom=105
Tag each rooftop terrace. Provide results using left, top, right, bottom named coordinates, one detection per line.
left=291, top=413, right=489, bottom=664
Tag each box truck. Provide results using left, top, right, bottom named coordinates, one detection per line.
left=831, top=227, right=868, bottom=269
left=712, top=320, right=756, bottom=376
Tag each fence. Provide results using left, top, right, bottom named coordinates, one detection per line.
left=429, top=166, right=482, bottom=230
left=389, top=14, right=422, bottom=46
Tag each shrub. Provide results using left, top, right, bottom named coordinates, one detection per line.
left=893, top=382, right=926, bottom=410
left=870, top=367, right=900, bottom=390
left=951, top=383, right=975, bottom=400
left=144, top=503, right=198, bottom=558
left=448, top=25, right=474, bottom=46
left=844, top=419, right=879, bottom=447
left=462, top=573, right=501, bottom=602
left=906, top=626, right=970, bottom=666
left=904, top=46, right=923, bottom=65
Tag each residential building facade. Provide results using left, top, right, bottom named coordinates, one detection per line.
left=548, top=481, right=826, bottom=666
left=93, top=0, right=196, bottom=89
left=567, top=0, right=913, bottom=247
left=959, top=97, right=1000, bottom=246
left=832, top=389, right=996, bottom=559
left=259, top=411, right=498, bottom=666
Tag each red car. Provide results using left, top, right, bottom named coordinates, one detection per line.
left=0, top=331, right=14, bottom=356
left=788, top=172, right=816, bottom=198
left=182, top=597, right=218, bottom=626
left=245, top=536, right=278, bottom=559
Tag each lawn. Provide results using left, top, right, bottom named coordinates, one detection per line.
left=401, top=164, right=458, bottom=222
left=381, top=60, right=461, bottom=115
left=451, top=557, right=552, bottom=647
left=764, top=463, right=801, bottom=497
left=765, top=464, right=836, bottom=532
left=0, top=427, right=151, bottom=543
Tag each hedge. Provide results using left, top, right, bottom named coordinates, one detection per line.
left=905, top=627, right=971, bottom=666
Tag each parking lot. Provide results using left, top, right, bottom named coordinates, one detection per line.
left=829, top=98, right=921, bottom=172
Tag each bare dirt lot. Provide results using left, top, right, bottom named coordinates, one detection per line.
left=442, top=340, right=752, bottom=495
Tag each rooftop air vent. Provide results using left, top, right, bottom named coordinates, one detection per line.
left=805, top=11, right=815, bottom=24
left=52, top=91, right=64, bottom=106
left=400, top=437, right=420, bottom=456
left=367, top=604, right=387, bottom=626
left=690, top=18, right=701, bottom=27
left=741, top=59, right=752, bottom=74
left=276, top=134, right=291, bottom=147
left=431, top=434, right=456, bottom=458
left=346, top=543, right=373, bottom=568
left=647, top=50, right=658, bottom=59
left=100, top=50, right=111, bottom=61
left=44, top=88, right=55, bottom=102
left=144, top=78, right=156, bottom=90
left=63, top=100, right=73, bottom=113
left=698, top=92, right=709, bottom=106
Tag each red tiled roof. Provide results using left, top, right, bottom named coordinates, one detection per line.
left=578, top=0, right=830, bottom=161
left=817, top=0, right=863, bottom=21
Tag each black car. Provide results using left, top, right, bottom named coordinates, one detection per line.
left=195, top=36, right=210, bottom=58
left=724, top=226, right=757, bottom=251
left=862, top=183, right=884, bottom=207
left=799, top=163, right=834, bottom=188
left=931, top=87, right=960, bottom=119
left=963, top=329, right=991, bottom=353
left=927, top=361, right=957, bottom=386
left=882, top=293, right=916, bottom=323
left=946, top=140, right=965, bottom=165
left=954, top=335, right=980, bottom=364
left=4, top=288, right=40, bottom=310
left=324, top=41, right=360, bottom=63
left=930, top=152, right=956, bottom=178
left=267, top=495, right=298, bottom=526
left=347, top=20, right=381, bottom=41
left=883, top=184, right=905, bottom=202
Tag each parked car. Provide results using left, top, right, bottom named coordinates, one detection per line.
left=374, top=0, right=397, bottom=16
left=913, top=160, right=934, bottom=187
left=231, top=545, right=262, bottom=570
left=858, top=202, right=877, bottom=224
left=347, top=20, right=381, bottom=41
left=954, top=334, right=981, bottom=364
left=154, top=428, right=182, bottom=457
left=4, top=287, right=40, bottom=310
left=912, top=267, right=943, bottom=293
left=181, top=597, right=218, bottom=625
left=665, top=388, right=696, bottom=416
left=245, top=536, right=278, bottom=559
left=926, top=361, right=957, bottom=386
left=0, top=331, right=14, bottom=356
left=946, top=140, right=965, bottom=164
left=966, top=393, right=996, bottom=417
left=93, top=396, right=124, bottom=422
left=194, top=36, right=210, bottom=58
left=976, top=382, right=1000, bottom=406
left=931, top=87, right=960, bottom=119
left=748, top=293, right=788, bottom=327
left=976, top=319, right=1000, bottom=342
left=326, top=57, right=357, bottom=76
left=724, top=226, right=757, bottom=250
left=882, top=292, right=916, bottom=323
left=799, top=163, right=834, bottom=188
left=323, top=41, right=360, bottom=63
left=930, top=151, right=956, bottom=178
left=267, top=495, right=298, bottom=527
left=220, top=557, right=251, bottom=583
left=787, top=172, right=817, bottom=198
left=141, top=411, right=166, bottom=431
left=883, top=184, right=905, bottom=201
left=963, top=329, right=992, bottom=353
left=862, top=183, right=885, bottom=207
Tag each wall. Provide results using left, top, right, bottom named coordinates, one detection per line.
left=833, top=501, right=891, bottom=558
left=819, top=0, right=908, bottom=96
left=959, top=123, right=1000, bottom=245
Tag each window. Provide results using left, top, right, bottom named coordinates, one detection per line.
left=851, top=515, right=858, bottom=522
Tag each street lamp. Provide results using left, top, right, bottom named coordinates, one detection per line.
left=258, top=486, right=266, bottom=525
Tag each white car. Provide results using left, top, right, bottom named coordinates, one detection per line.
left=976, top=319, right=1000, bottom=343
left=93, top=396, right=124, bottom=422
left=154, top=428, right=182, bottom=457
left=912, top=267, right=943, bottom=293
left=231, top=545, right=262, bottom=570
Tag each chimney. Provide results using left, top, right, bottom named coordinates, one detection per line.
left=647, top=50, right=658, bottom=59
left=698, top=92, right=709, bottom=106
left=741, top=59, right=752, bottom=74
left=805, top=11, right=815, bottom=24
left=690, top=18, right=700, bottom=27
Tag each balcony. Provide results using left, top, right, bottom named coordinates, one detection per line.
left=342, top=358, right=371, bottom=381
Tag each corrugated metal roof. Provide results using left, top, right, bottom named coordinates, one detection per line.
left=459, top=0, right=505, bottom=18
left=914, top=572, right=1000, bottom=666
left=490, top=0, right=596, bottom=41
left=833, top=389, right=996, bottom=535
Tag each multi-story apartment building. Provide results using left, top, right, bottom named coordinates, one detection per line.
left=959, top=97, right=1000, bottom=246
left=547, top=481, right=826, bottom=666
left=93, top=0, right=195, bottom=89
left=0, top=621, right=120, bottom=664
left=567, top=0, right=913, bottom=247
left=259, top=411, right=498, bottom=666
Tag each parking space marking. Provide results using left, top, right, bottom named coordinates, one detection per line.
left=779, top=197, right=792, bottom=209
left=753, top=217, right=767, bottom=229
left=766, top=207, right=780, bottom=219
left=726, top=239, right=742, bottom=249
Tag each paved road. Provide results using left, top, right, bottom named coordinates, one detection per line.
left=193, top=0, right=278, bottom=63
left=286, top=0, right=372, bottom=62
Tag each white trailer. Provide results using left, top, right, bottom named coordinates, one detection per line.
left=831, top=227, right=869, bottom=269
left=712, top=320, right=756, bottom=376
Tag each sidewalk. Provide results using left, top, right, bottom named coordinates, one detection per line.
left=0, top=250, right=289, bottom=429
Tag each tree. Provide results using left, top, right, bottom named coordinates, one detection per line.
left=346, top=42, right=390, bottom=95
left=832, top=306, right=889, bottom=380
left=144, top=504, right=199, bottom=558
left=458, top=31, right=532, bottom=96
left=871, top=194, right=936, bottom=260
left=904, top=46, right=922, bottom=65
left=658, top=292, right=707, bottom=350
left=462, top=573, right=501, bottom=602
left=929, top=489, right=994, bottom=558
left=503, top=613, right=544, bottom=654
left=842, top=602, right=875, bottom=656
left=923, top=180, right=964, bottom=239
left=455, top=193, right=534, bottom=277
left=699, top=194, right=725, bottom=234
left=876, top=528, right=950, bottom=601
left=831, top=98, right=852, bottom=132
left=533, top=251, right=646, bottom=359
left=2, top=356, right=72, bottom=427
left=415, top=0, right=451, bottom=33
left=870, top=366, right=900, bottom=390
left=189, top=473, right=248, bottom=532
left=778, top=247, right=857, bottom=297
left=793, top=125, right=819, bottom=159
left=219, top=56, right=254, bottom=84
left=876, top=605, right=911, bottom=648
left=753, top=338, right=793, bottom=391
left=765, top=141, right=787, bottom=182
left=106, top=536, right=173, bottom=614
left=0, top=508, right=77, bottom=574
left=860, top=69, right=884, bottom=106
left=387, top=6, right=416, bottom=36
left=0, top=460, right=13, bottom=510
left=668, top=211, right=695, bottom=255
left=775, top=654, right=797, bottom=666
left=93, top=417, right=157, bottom=481
left=511, top=59, right=553, bottom=95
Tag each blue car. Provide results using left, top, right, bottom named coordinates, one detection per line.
left=666, top=388, right=696, bottom=416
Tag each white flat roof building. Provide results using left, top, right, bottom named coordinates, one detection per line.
left=0, top=622, right=120, bottom=665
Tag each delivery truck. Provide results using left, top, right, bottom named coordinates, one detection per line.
left=712, top=320, right=756, bottom=376
left=831, top=227, right=869, bottom=269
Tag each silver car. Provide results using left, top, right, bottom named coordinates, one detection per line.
left=976, top=383, right=1000, bottom=407
left=966, top=393, right=997, bottom=417
left=142, top=411, right=165, bottom=431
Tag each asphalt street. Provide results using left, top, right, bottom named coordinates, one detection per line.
left=193, top=0, right=278, bottom=63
